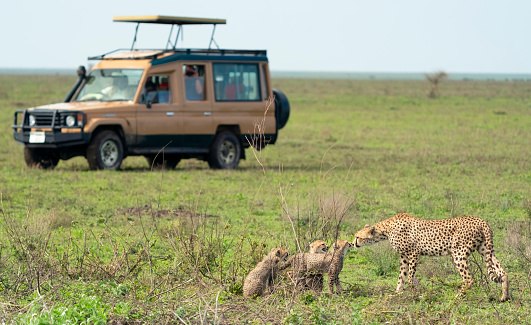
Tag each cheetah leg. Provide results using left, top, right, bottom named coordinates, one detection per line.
left=327, top=272, right=343, bottom=294
left=315, top=274, right=324, bottom=293
left=396, top=254, right=409, bottom=293
left=478, top=242, right=510, bottom=302
left=407, top=252, right=420, bottom=286
left=267, top=274, right=274, bottom=293
left=492, top=254, right=510, bottom=302
left=452, top=250, right=473, bottom=297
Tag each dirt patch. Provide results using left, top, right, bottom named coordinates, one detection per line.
left=117, top=205, right=218, bottom=219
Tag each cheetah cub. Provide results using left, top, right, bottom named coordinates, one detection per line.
left=287, top=240, right=330, bottom=291
left=243, top=247, right=289, bottom=298
left=305, top=240, right=329, bottom=291
left=280, top=239, right=352, bottom=294
left=309, top=240, right=328, bottom=254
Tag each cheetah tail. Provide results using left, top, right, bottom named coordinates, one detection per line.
left=482, top=221, right=502, bottom=283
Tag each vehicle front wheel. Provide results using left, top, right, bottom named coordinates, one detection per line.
left=86, top=130, right=124, bottom=170
left=207, top=131, right=241, bottom=169
left=24, top=147, right=59, bottom=169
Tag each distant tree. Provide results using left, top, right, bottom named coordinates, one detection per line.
left=425, top=71, right=448, bottom=98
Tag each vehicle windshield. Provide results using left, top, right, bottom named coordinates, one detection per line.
left=74, top=69, right=144, bottom=102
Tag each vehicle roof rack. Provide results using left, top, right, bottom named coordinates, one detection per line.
left=87, top=48, right=268, bottom=62
left=113, top=15, right=227, bottom=51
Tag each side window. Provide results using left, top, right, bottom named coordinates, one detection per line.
left=140, top=75, right=171, bottom=104
left=183, top=65, right=205, bottom=101
left=213, top=63, right=261, bottom=101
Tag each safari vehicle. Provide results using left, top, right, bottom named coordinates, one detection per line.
left=12, top=15, right=290, bottom=170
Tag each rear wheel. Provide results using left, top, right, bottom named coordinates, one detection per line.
left=207, top=131, right=241, bottom=169
left=24, top=147, right=59, bottom=169
left=145, top=154, right=180, bottom=170
left=86, top=130, right=124, bottom=170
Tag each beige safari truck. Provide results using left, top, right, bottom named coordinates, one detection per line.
left=12, top=15, right=290, bottom=170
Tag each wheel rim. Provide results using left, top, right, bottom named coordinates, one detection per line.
left=100, top=140, right=119, bottom=167
left=219, top=140, right=236, bottom=165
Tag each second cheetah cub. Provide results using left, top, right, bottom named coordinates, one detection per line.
left=243, top=247, right=289, bottom=298
left=305, top=240, right=329, bottom=291
left=309, top=240, right=328, bottom=254
left=281, top=239, right=352, bottom=294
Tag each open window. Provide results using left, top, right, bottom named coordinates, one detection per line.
left=140, top=74, right=172, bottom=104
left=183, top=64, right=205, bottom=101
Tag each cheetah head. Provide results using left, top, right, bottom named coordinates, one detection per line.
left=270, top=247, right=289, bottom=262
left=353, top=224, right=386, bottom=248
left=309, top=240, right=328, bottom=254
left=331, top=239, right=353, bottom=257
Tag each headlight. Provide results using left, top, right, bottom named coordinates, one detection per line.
left=29, top=115, right=36, bottom=127
left=65, top=115, right=76, bottom=127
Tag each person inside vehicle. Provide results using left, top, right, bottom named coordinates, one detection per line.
left=142, top=78, right=158, bottom=104
left=184, top=65, right=204, bottom=100
left=101, top=76, right=132, bottom=100
left=224, top=76, right=244, bottom=100
left=102, top=75, right=130, bottom=100
left=157, top=76, right=170, bottom=103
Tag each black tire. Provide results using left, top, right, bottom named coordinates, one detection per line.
left=273, top=88, right=290, bottom=130
left=24, top=147, right=59, bottom=169
left=145, top=154, right=180, bottom=170
left=207, top=131, right=241, bottom=169
left=86, top=130, right=124, bottom=170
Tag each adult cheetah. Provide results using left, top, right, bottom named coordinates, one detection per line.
left=243, top=247, right=289, bottom=298
left=354, top=213, right=509, bottom=302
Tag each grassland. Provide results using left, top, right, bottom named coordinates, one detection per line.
left=0, top=74, right=530, bottom=324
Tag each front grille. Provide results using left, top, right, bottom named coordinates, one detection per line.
left=28, top=111, right=61, bottom=127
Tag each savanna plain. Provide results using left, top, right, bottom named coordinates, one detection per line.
left=0, top=75, right=530, bottom=324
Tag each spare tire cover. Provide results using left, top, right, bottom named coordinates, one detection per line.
left=273, top=88, right=290, bottom=130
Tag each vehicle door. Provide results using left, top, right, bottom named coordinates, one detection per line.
left=180, top=62, right=214, bottom=148
left=211, top=62, right=275, bottom=144
left=136, top=72, right=182, bottom=150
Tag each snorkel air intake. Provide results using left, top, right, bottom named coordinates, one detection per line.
left=64, top=65, right=86, bottom=102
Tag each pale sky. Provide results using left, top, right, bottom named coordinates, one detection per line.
left=1, top=0, right=530, bottom=74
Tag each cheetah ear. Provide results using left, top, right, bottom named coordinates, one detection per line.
left=275, top=249, right=282, bottom=257
left=364, top=224, right=370, bottom=228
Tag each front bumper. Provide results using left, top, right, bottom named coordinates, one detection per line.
left=13, top=129, right=90, bottom=148
left=12, top=109, right=90, bottom=148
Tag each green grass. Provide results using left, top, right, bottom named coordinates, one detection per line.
left=1, top=75, right=531, bottom=324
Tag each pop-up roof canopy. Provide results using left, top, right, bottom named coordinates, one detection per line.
left=113, top=15, right=226, bottom=25
left=113, top=15, right=227, bottom=51
left=88, top=15, right=266, bottom=61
